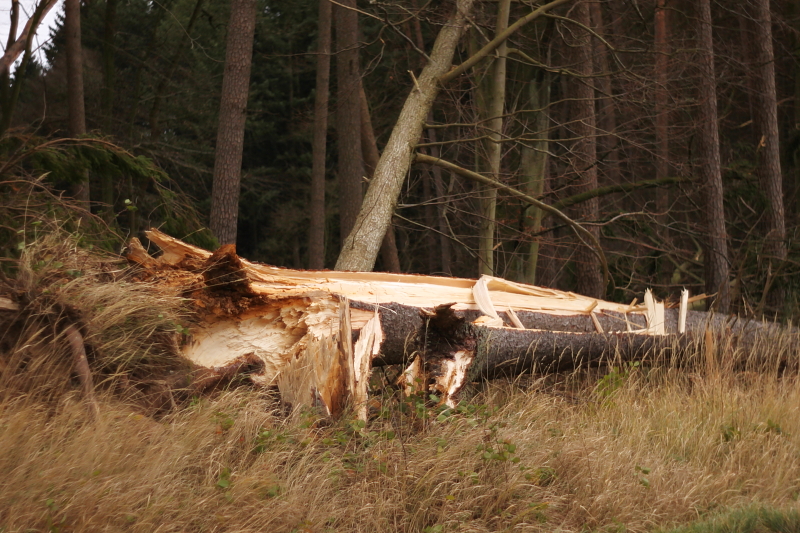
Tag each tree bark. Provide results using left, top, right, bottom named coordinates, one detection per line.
left=745, top=0, right=787, bottom=313
left=696, top=0, right=730, bottom=312
left=568, top=1, right=603, bottom=298
left=65, top=0, right=89, bottom=209
left=309, top=0, right=332, bottom=269
left=209, top=0, right=258, bottom=245
left=335, top=0, right=364, bottom=247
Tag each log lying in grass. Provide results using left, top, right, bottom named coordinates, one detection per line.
left=128, top=229, right=798, bottom=418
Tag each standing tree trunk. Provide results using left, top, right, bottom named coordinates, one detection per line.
left=335, top=0, right=364, bottom=246
left=477, top=0, right=511, bottom=276
left=309, top=0, right=332, bottom=269
left=654, top=0, right=670, bottom=231
left=569, top=1, right=603, bottom=298
left=696, top=0, right=730, bottom=312
left=209, top=0, right=258, bottom=245
left=746, top=0, right=786, bottom=313
left=100, top=0, right=118, bottom=221
left=65, top=0, right=89, bottom=209
left=589, top=1, right=619, bottom=185
left=359, top=83, right=402, bottom=272
left=521, top=68, right=550, bottom=285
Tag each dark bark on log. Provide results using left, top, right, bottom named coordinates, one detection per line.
left=353, top=300, right=796, bottom=376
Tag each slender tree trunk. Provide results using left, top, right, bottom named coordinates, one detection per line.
left=335, top=0, right=364, bottom=247
left=209, top=0, right=258, bottom=245
left=410, top=4, right=452, bottom=274
left=100, top=0, right=118, bottom=221
left=102, top=0, right=117, bottom=132
left=746, top=0, right=787, bottom=312
left=477, top=0, right=511, bottom=276
left=359, top=83, right=402, bottom=272
left=569, top=1, right=603, bottom=298
left=654, top=0, right=670, bottom=230
left=696, top=0, right=730, bottom=312
left=521, top=69, right=550, bottom=285
left=65, top=0, right=89, bottom=209
left=309, top=0, right=332, bottom=269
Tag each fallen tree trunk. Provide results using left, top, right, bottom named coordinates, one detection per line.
left=128, top=230, right=799, bottom=418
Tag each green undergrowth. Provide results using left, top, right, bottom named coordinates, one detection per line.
left=658, top=505, right=800, bottom=533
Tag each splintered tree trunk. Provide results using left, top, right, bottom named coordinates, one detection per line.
left=696, top=0, right=730, bottom=312
left=309, top=0, right=332, bottom=269
left=745, top=0, right=787, bottom=313
left=65, top=0, right=89, bottom=209
left=131, top=229, right=799, bottom=419
left=568, top=1, right=603, bottom=298
left=335, top=0, right=364, bottom=246
left=210, top=0, right=257, bottom=245
left=478, top=0, right=511, bottom=277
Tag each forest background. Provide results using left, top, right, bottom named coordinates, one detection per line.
left=1, top=0, right=798, bottom=318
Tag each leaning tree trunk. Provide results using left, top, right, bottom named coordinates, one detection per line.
left=696, top=0, right=730, bottom=312
left=130, top=229, right=800, bottom=420
left=335, top=0, right=572, bottom=272
left=209, top=0, right=258, bottom=245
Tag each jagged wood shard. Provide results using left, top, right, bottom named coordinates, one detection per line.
left=127, top=229, right=798, bottom=418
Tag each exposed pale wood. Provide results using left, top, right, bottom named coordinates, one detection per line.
left=64, top=324, right=99, bottom=419
left=0, top=297, right=19, bottom=311
left=679, top=289, right=689, bottom=334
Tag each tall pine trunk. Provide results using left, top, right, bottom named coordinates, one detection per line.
left=65, top=0, right=89, bottom=209
left=569, top=1, right=602, bottom=298
left=309, top=0, right=332, bottom=269
left=335, top=0, right=364, bottom=246
left=209, top=0, right=258, bottom=245
left=746, top=0, right=786, bottom=313
left=696, top=0, right=730, bottom=312
left=654, top=0, right=670, bottom=229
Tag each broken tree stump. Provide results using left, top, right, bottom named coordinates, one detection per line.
left=127, top=230, right=799, bottom=418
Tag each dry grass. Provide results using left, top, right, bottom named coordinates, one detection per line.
left=2, top=231, right=800, bottom=532
left=1, top=366, right=799, bottom=532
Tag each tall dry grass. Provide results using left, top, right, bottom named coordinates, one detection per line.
left=1, top=364, right=799, bottom=532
